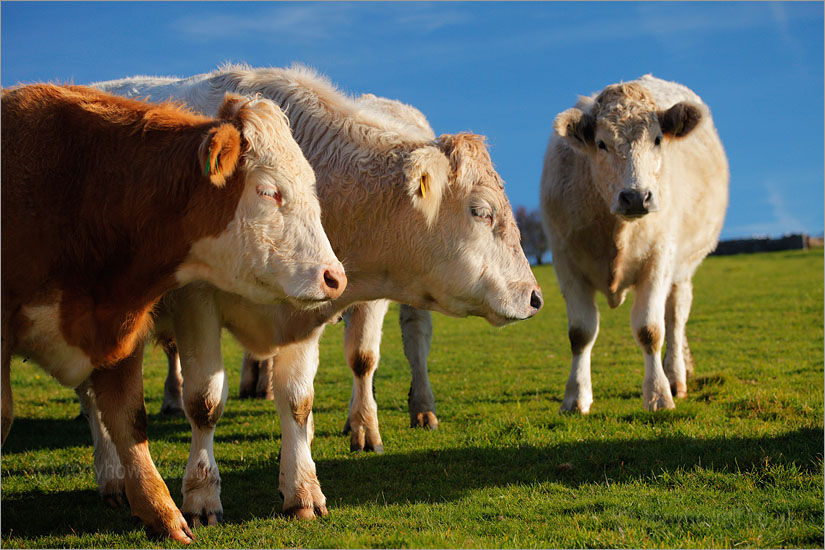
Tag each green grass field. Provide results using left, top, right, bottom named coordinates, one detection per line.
left=2, top=249, right=822, bottom=548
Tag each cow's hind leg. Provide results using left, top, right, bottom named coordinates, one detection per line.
left=159, top=338, right=185, bottom=416
left=399, top=304, right=438, bottom=429
left=76, top=379, right=126, bottom=507
left=342, top=300, right=388, bottom=453
left=555, top=255, right=599, bottom=414
left=90, top=340, right=193, bottom=543
left=239, top=353, right=275, bottom=399
left=664, top=280, right=694, bottom=398
left=274, top=327, right=328, bottom=517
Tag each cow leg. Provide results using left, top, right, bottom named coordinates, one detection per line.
left=239, top=353, right=275, bottom=399
left=174, top=302, right=227, bottom=529
left=342, top=300, right=388, bottom=453
left=555, top=254, right=599, bottom=414
left=664, top=280, right=694, bottom=398
left=399, top=304, right=438, bottom=429
left=274, top=327, right=328, bottom=518
left=89, top=340, right=194, bottom=543
left=76, top=379, right=126, bottom=507
left=255, top=356, right=275, bottom=399
left=159, top=338, right=185, bottom=416
left=1, top=339, right=13, bottom=445
left=239, top=353, right=259, bottom=398
left=631, top=270, right=675, bottom=412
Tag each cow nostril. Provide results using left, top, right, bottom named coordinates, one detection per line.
left=618, top=190, right=633, bottom=207
left=530, top=289, right=543, bottom=311
left=643, top=191, right=654, bottom=206
left=323, top=270, right=339, bottom=290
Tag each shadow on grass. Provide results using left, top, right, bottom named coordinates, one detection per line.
left=2, top=426, right=821, bottom=539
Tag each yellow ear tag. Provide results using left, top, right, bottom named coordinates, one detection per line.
left=420, top=174, right=429, bottom=199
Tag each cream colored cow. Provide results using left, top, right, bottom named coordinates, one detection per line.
left=540, top=75, right=728, bottom=413
left=83, top=65, right=542, bottom=526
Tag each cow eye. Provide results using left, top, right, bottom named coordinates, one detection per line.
left=256, top=184, right=284, bottom=206
left=654, top=135, right=662, bottom=146
left=598, top=140, right=608, bottom=151
left=471, top=206, right=494, bottom=226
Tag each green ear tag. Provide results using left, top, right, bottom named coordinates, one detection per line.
left=205, top=147, right=212, bottom=176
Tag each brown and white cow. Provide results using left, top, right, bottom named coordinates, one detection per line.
left=1, top=84, right=343, bottom=542
left=81, top=65, right=542, bottom=526
left=540, top=75, right=728, bottom=413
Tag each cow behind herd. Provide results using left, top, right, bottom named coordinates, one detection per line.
left=0, top=67, right=728, bottom=542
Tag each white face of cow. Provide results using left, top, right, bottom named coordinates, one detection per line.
left=554, top=83, right=705, bottom=220
left=183, top=95, right=346, bottom=307
left=400, top=134, right=543, bottom=327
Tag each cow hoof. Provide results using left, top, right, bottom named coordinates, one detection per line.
left=285, top=504, right=328, bottom=520
left=645, top=393, right=676, bottom=411
left=670, top=382, right=688, bottom=399
left=559, top=399, right=591, bottom=414
left=101, top=479, right=127, bottom=508
left=184, top=509, right=224, bottom=529
left=144, top=511, right=195, bottom=544
left=103, top=491, right=127, bottom=508
left=366, top=443, right=384, bottom=454
left=160, top=403, right=185, bottom=417
left=411, top=411, right=439, bottom=430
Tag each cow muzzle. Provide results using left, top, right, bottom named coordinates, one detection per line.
left=319, top=262, right=347, bottom=300
left=612, top=188, right=659, bottom=219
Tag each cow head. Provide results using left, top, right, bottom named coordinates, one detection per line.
left=187, top=94, right=346, bottom=307
left=554, top=82, right=706, bottom=220
left=398, top=133, right=542, bottom=327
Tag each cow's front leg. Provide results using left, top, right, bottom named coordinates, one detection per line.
left=174, top=300, right=227, bottom=528
left=664, top=280, right=694, bottom=399
left=632, top=270, right=675, bottom=412
left=555, top=255, right=599, bottom=414
left=342, top=300, right=388, bottom=453
left=399, top=304, right=438, bottom=429
left=76, top=379, right=126, bottom=507
left=90, top=340, right=193, bottom=543
left=159, top=338, right=185, bottom=416
left=274, top=327, right=327, bottom=518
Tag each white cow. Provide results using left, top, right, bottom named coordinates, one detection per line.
left=540, top=75, right=728, bottom=413
left=236, top=94, right=441, bottom=434
left=81, top=65, right=542, bottom=526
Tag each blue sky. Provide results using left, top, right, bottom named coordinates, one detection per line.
left=2, top=1, right=822, bottom=239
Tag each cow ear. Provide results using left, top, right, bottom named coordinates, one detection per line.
left=403, top=145, right=449, bottom=227
left=658, top=101, right=704, bottom=138
left=200, top=124, right=242, bottom=187
left=554, top=107, right=595, bottom=150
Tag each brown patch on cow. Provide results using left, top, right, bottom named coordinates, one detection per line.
left=290, top=393, right=314, bottom=427
left=637, top=325, right=662, bottom=355
left=2, top=84, right=250, bottom=368
left=350, top=351, right=375, bottom=378
left=187, top=392, right=224, bottom=429
left=568, top=327, right=590, bottom=356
